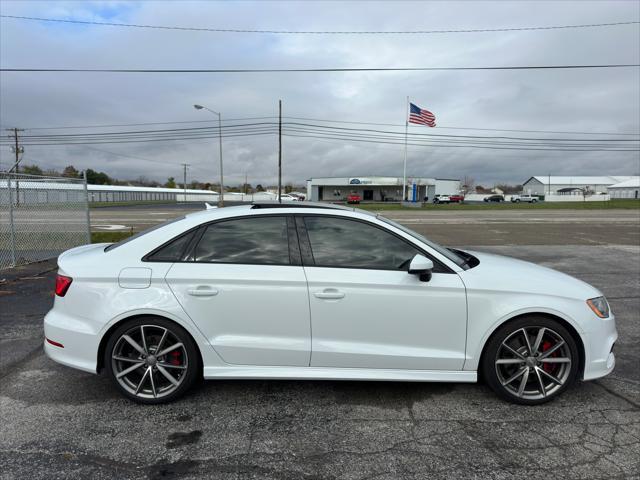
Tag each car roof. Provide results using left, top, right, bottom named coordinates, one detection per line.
left=185, top=201, right=368, bottom=221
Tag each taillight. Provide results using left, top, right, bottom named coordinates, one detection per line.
left=55, top=274, right=73, bottom=297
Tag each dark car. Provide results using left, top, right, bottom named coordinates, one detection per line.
left=484, top=195, right=505, bottom=203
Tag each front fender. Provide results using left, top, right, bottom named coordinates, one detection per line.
left=463, top=301, right=586, bottom=372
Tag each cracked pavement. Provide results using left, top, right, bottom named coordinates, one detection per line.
left=0, top=212, right=639, bottom=479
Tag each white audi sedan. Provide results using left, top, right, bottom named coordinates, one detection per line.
left=44, top=203, right=617, bottom=405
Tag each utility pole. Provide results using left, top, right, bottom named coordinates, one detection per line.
left=278, top=99, right=282, bottom=203
left=181, top=163, right=190, bottom=203
left=217, top=113, right=224, bottom=207
left=6, top=128, right=25, bottom=206
left=8, top=128, right=24, bottom=171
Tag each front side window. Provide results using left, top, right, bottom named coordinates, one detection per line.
left=303, top=216, right=421, bottom=270
left=195, top=216, right=290, bottom=265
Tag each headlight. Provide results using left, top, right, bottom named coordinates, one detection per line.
left=587, top=296, right=610, bottom=318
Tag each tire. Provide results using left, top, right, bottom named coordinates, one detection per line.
left=532, top=199, right=537, bottom=203
left=481, top=316, right=579, bottom=405
left=104, top=317, right=200, bottom=404
left=515, top=199, right=521, bottom=203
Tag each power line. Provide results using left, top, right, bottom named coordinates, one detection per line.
left=2, top=65, right=639, bottom=73
left=4, top=115, right=638, bottom=137
left=5, top=125, right=637, bottom=151
left=283, top=116, right=640, bottom=137
left=2, top=15, right=638, bottom=35
left=7, top=121, right=639, bottom=142
left=281, top=125, right=638, bottom=148
left=281, top=122, right=640, bottom=142
left=282, top=132, right=640, bottom=152
left=15, top=116, right=278, bottom=130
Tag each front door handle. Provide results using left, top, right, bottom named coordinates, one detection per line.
left=314, top=289, right=345, bottom=300
left=188, top=287, right=219, bottom=297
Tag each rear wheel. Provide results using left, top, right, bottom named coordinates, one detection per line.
left=104, top=317, right=199, bottom=404
left=482, top=316, right=579, bottom=405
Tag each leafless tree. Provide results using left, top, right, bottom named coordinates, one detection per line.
left=461, top=175, right=475, bottom=195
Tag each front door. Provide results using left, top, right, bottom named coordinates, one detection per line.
left=363, top=189, right=374, bottom=201
left=165, top=215, right=311, bottom=367
left=299, top=215, right=467, bottom=371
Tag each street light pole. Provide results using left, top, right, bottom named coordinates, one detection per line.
left=194, top=104, right=224, bottom=207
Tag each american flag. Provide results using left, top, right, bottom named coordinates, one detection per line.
left=408, top=103, right=436, bottom=127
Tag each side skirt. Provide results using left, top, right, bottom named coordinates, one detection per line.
left=203, top=366, right=477, bottom=383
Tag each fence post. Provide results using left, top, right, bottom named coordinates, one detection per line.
left=6, top=173, right=17, bottom=266
left=82, top=171, right=92, bottom=244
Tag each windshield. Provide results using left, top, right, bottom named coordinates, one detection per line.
left=376, top=215, right=467, bottom=268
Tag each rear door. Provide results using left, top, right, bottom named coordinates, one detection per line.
left=298, top=215, right=467, bottom=371
left=165, top=214, right=311, bottom=366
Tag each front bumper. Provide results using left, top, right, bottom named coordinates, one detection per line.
left=44, top=309, right=98, bottom=374
left=582, top=313, right=617, bottom=381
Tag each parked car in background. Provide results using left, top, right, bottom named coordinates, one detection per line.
left=484, top=194, right=505, bottom=203
left=433, top=195, right=451, bottom=204
left=288, top=192, right=306, bottom=201
left=449, top=194, right=464, bottom=203
left=511, top=194, right=539, bottom=203
left=346, top=193, right=361, bottom=204
left=279, top=194, right=298, bottom=202
left=44, top=202, right=617, bottom=405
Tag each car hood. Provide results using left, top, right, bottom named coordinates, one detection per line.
left=459, top=250, right=601, bottom=300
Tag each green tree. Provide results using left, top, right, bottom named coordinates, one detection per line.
left=21, top=164, right=43, bottom=176
left=165, top=177, right=177, bottom=188
left=85, top=168, right=111, bottom=185
left=62, top=165, right=81, bottom=178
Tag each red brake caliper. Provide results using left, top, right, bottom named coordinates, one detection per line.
left=169, top=350, right=181, bottom=366
left=541, top=341, right=555, bottom=373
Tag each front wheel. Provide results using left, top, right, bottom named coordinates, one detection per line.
left=481, top=316, right=579, bottom=405
left=104, top=317, right=200, bottom=404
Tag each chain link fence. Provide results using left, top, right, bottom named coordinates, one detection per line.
left=0, top=172, right=91, bottom=270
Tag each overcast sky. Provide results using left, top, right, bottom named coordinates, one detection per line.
left=1, top=0, right=639, bottom=187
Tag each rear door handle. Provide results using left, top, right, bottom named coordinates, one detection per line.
left=188, top=287, right=219, bottom=297
left=314, top=289, right=345, bottom=300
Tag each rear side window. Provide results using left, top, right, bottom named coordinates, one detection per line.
left=194, top=216, right=290, bottom=265
left=105, top=216, right=185, bottom=252
left=145, top=230, right=196, bottom=262
left=303, top=216, right=421, bottom=270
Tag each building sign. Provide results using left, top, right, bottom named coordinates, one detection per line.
left=349, top=178, right=373, bottom=185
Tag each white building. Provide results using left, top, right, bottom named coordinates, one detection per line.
left=521, top=176, right=636, bottom=196
left=306, top=176, right=460, bottom=202
left=608, top=177, right=640, bottom=199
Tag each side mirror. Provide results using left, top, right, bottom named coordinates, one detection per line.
left=408, top=254, right=434, bottom=282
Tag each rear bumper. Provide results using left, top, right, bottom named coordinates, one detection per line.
left=582, top=313, right=618, bottom=381
left=44, top=309, right=98, bottom=374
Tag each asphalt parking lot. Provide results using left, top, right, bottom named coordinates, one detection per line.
left=1, top=209, right=639, bottom=479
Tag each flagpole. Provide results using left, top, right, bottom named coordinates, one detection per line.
left=403, top=96, right=409, bottom=202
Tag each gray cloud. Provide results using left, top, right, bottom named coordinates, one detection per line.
left=1, top=0, right=639, bottom=187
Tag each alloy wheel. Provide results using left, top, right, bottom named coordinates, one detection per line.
left=111, top=325, right=189, bottom=399
left=494, top=326, right=572, bottom=400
